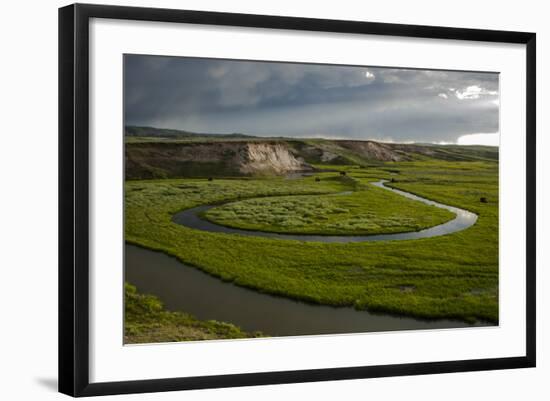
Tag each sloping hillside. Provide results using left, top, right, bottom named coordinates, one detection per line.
left=125, top=126, right=498, bottom=179
left=125, top=141, right=311, bottom=179
left=125, top=125, right=254, bottom=140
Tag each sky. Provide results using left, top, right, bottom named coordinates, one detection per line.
left=124, top=54, right=499, bottom=146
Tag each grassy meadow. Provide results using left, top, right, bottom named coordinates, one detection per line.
left=203, top=178, right=454, bottom=236
left=125, top=158, right=499, bottom=339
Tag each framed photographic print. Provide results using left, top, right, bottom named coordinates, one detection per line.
left=58, top=3, right=536, bottom=397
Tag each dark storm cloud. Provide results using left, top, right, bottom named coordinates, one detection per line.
left=124, top=55, right=499, bottom=143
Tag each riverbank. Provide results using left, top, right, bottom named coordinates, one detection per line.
left=125, top=283, right=262, bottom=344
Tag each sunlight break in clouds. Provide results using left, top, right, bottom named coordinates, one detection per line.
left=457, top=132, right=499, bottom=146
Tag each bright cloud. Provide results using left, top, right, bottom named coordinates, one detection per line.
left=456, top=85, right=498, bottom=100
left=457, top=132, right=499, bottom=146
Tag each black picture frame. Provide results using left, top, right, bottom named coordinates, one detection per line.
left=59, top=3, right=536, bottom=397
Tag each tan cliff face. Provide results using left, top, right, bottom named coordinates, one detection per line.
left=240, top=143, right=308, bottom=175
left=294, top=140, right=410, bottom=164
left=336, top=140, right=409, bottom=162
left=125, top=141, right=311, bottom=179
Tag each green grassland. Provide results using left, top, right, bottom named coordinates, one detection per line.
left=125, top=159, right=498, bottom=325
left=125, top=283, right=260, bottom=343
left=203, top=181, right=454, bottom=235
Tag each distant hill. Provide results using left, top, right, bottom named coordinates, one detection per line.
left=125, top=126, right=498, bottom=179
left=125, top=125, right=255, bottom=139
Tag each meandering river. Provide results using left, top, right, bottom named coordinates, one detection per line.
left=171, top=180, right=478, bottom=242
left=126, top=180, right=489, bottom=336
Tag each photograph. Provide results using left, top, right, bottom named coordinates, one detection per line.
left=123, top=54, right=500, bottom=344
